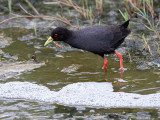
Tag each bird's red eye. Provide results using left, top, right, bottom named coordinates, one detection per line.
left=54, top=34, right=58, bottom=37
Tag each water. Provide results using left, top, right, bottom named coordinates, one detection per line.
left=0, top=32, right=160, bottom=119
left=0, top=0, right=160, bottom=119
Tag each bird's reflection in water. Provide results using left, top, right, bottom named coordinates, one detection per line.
left=103, top=68, right=124, bottom=79
left=103, top=68, right=125, bottom=92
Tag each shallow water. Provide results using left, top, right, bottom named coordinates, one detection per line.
left=0, top=0, right=160, bottom=119
left=0, top=28, right=160, bottom=119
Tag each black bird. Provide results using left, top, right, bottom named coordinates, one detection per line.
left=44, top=20, right=131, bottom=70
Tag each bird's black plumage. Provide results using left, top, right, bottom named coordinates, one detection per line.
left=51, top=20, right=130, bottom=57
left=47, top=20, right=131, bottom=69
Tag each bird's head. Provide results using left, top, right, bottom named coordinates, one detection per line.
left=44, top=27, right=72, bottom=46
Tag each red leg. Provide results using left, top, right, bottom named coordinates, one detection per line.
left=102, top=57, right=108, bottom=69
left=53, top=41, right=61, bottom=48
left=115, top=52, right=123, bottom=70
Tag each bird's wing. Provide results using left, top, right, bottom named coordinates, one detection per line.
left=69, top=25, right=129, bottom=54
left=109, top=25, right=130, bottom=49
left=71, top=26, right=114, bottom=53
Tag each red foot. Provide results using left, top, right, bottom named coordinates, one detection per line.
left=102, top=57, right=108, bottom=69
left=53, top=41, right=61, bottom=48
left=115, top=52, right=123, bottom=70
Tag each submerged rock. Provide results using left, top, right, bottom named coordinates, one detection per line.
left=148, top=59, right=160, bottom=68
left=61, top=64, right=82, bottom=73
left=0, top=34, right=13, bottom=48
left=0, top=61, right=45, bottom=80
left=136, top=63, right=150, bottom=70
left=17, top=33, right=37, bottom=41
left=0, top=49, right=4, bottom=54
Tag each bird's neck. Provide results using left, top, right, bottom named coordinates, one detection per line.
left=63, top=30, right=73, bottom=43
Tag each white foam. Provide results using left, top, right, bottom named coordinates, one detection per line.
left=0, top=82, right=160, bottom=108
left=0, top=82, right=56, bottom=102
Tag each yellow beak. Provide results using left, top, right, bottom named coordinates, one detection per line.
left=44, top=36, right=53, bottom=46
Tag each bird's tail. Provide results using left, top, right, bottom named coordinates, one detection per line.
left=121, top=20, right=130, bottom=28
